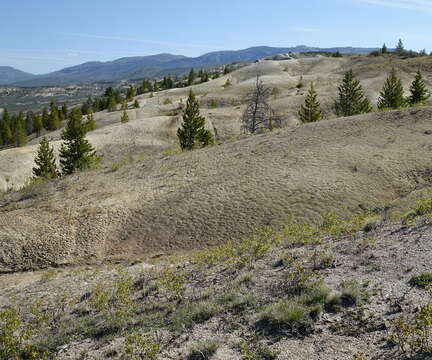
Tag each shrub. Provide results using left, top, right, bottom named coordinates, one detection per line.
left=163, top=98, right=172, bottom=105
left=409, top=273, right=432, bottom=288
left=340, top=280, right=362, bottom=307
left=403, top=198, right=432, bottom=223
left=187, top=340, right=219, bottom=360
left=156, top=267, right=187, bottom=300
left=259, top=300, right=313, bottom=335
left=171, top=301, right=220, bottom=332
left=124, top=332, right=161, bottom=359
left=238, top=340, right=278, bottom=360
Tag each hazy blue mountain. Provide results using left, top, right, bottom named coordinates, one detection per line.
left=10, top=46, right=379, bottom=86
left=0, top=66, right=36, bottom=85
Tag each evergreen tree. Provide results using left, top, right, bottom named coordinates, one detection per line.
left=201, top=72, right=209, bottom=83
left=12, top=113, right=27, bottom=147
left=61, top=103, right=68, bottom=120
left=86, top=112, right=97, bottom=131
left=121, top=110, right=129, bottom=123
left=108, top=96, right=117, bottom=112
left=42, top=107, right=50, bottom=129
left=298, top=83, right=323, bottom=123
left=396, top=39, right=405, bottom=55
left=126, top=86, right=136, bottom=101
left=32, top=137, right=58, bottom=179
left=133, top=99, right=140, bottom=108
left=25, top=111, right=34, bottom=135
left=177, top=90, right=214, bottom=150
left=382, top=43, right=388, bottom=54
left=408, top=70, right=430, bottom=106
left=47, top=100, right=60, bottom=131
left=0, top=109, right=12, bottom=145
left=378, top=68, right=406, bottom=109
left=59, top=108, right=96, bottom=175
left=187, top=68, right=196, bottom=86
left=335, top=70, right=372, bottom=117
left=121, top=101, right=128, bottom=111
left=33, top=113, right=43, bottom=136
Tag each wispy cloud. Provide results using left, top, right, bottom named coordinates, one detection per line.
left=353, top=0, right=432, bottom=12
left=62, top=33, right=224, bottom=50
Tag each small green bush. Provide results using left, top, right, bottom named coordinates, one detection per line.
left=156, top=267, right=187, bottom=300
left=403, top=198, right=432, bottom=222
left=259, top=299, right=313, bottom=335
left=409, top=273, right=432, bottom=288
left=187, top=340, right=219, bottom=360
left=163, top=98, right=172, bottom=105
left=124, top=332, right=161, bottom=359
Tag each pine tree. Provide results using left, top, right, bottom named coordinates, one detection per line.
left=396, top=39, right=405, bottom=55
left=133, top=99, right=140, bottom=108
left=13, top=113, right=27, bottom=147
left=25, top=111, right=34, bottom=135
left=121, top=101, right=128, bottom=111
left=0, top=109, right=12, bottom=145
left=126, top=86, right=136, bottom=101
left=121, top=110, right=129, bottom=123
left=107, top=96, right=117, bottom=112
left=33, top=113, right=43, bottom=136
left=187, top=68, right=195, bottom=86
left=59, top=108, right=96, bottom=175
left=42, top=107, right=50, bottom=129
left=47, top=99, right=61, bottom=130
left=382, top=43, right=388, bottom=54
left=61, top=103, right=68, bottom=120
left=177, top=90, right=214, bottom=150
left=378, top=68, right=406, bottom=109
left=298, top=83, right=323, bottom=123
left=408, top=70, right=430, bottom=106
left=32, top=137, right=58, bottom=179
left=86, top=112, right=97, bottom=131
left=335, top=70, right=372, bottom=117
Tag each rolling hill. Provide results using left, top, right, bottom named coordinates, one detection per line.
left=7, top=45, right=379, bottom=86
left=0, top=66, right=36, bottom=85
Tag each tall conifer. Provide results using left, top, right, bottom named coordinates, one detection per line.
left=33, top=137, right=58, bottom=179
left=59, top=108, right=96, bottom=175
left=298, top=83, right=323, bottom=123
left=408, top=70, right=430, bottom=106
left=335, top=70, right=372, bottom=117
left=177, top=90, right=214, bottom=150
left=378, top=68, right=405, bottom=109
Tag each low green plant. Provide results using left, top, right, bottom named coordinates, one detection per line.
left=162, top=147, right=182, bottom=156
left=403, top=198, right=432, bottom=223
left=124, top=332, right=161, bottom=359
left=163, top=98, right=172, bottom=105
left=171, top=301, right=220, bottom=333
left=259, top=299, right=314, bottom=335
left=409, top=273, right=432, bottom=288
left=238, top=340, right=278, bottom=360
left=156, top=267, right=187, bottom=300
left=187, top=340, right=219, bottom=360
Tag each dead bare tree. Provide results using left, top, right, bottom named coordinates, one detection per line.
left=242, top=75, right=279, bottom=134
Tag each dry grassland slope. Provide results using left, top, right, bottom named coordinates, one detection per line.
left=1, top=106, right=432, bottom=272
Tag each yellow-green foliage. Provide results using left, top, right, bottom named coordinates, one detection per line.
left=0, top=307, right=48, bottom=359
left=193, top=227, right=279, bottom=268
left=156, top=267, right=187, bottom=300
left=125, top=332, right=161, bottom=359
left=163, top=98, right=172, bottom=105
left=321, top=212, right=378, bottom=237
left=282, top=217, right=321, bottom=246
left=403, top=198, right=432, bottom=223
left=162, top=148, right=182, bottom=156
left=391, top=287, right=432, bottom=356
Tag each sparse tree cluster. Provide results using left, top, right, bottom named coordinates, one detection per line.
left=296, top=66, right=429, bottom=123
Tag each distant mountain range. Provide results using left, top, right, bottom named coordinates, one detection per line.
left=0, top=45, right=378, bottom=86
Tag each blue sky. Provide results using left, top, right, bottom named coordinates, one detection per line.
left=1, top=0, right=431, bottom=74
